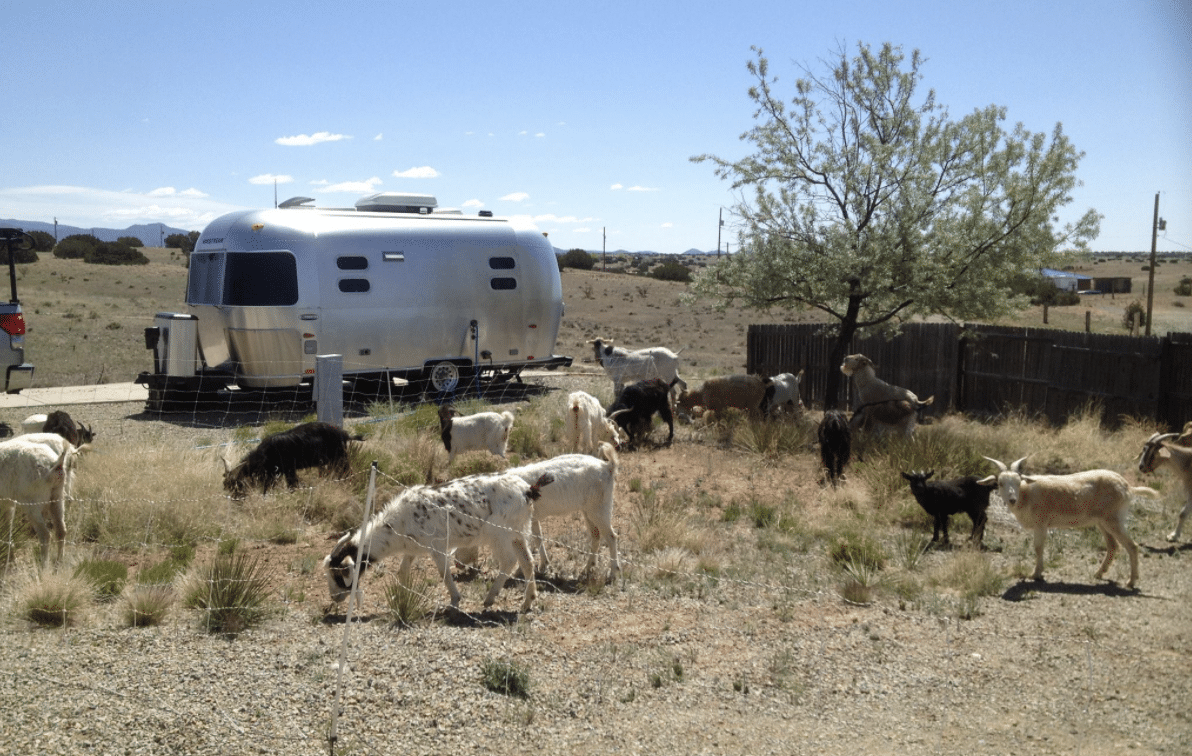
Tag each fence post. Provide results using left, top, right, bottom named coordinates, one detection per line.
left=315, top=354, right=344, bottom=427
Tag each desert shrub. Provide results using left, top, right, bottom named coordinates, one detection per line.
left=650, top=260, right=692, bottom=283
left=0, top=246, right=38, bottom=264
left=827, top=530, right=886, bottom=572
left=117, top=236, right=145, bottom=248
left=384, top=577, right=433, bottom=627
left=558, top=248, right=596, bottom=271
left=1175, top=277, right=1192, bottom=296
left=122, top=584, right=174, bottom=627
left=86, top=241, right=149, bottom=265
left=53, top=234, right=101, bottom=259
left=137, top=544, right=195, bottom=586
left=1121, top=300, right=1146, bottom=331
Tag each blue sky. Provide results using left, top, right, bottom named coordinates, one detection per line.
left=2, top=0, right=1188, bottom=254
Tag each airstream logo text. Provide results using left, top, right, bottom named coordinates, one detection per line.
left=202, top=238, right=224, bottom=245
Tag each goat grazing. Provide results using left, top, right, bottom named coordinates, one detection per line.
left=323, top=471, right=552, bottom=613
left=979, top=457, right=1157, bottom=589
left=22, top=410, right=94, bottom=447
left=676, top=374, right=772, bottom=418
left=840, top=354, right=933, bottom=438
left=1137, top=431, right=1192, bottom=542
left=607, top=378, right=677, bottom=449
left=901, top=471, right=993, bottom=546
left=438, top=404, right=515, bottom=466
left=0, top=436, right=77, bottom=565
left=223, top=421, right=358, bottom=498
left=506, top=442, right=621, bottom=582
left=818, top=410, right=852, bottom=487
left=564, top=391, right=627, bottom=454
left=588, top=338, right=687, bottom=400
left=765, top=371, right=804, bottom=417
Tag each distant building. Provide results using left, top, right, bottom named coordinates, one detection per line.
left=1040, top=268, right=1089, bottom=292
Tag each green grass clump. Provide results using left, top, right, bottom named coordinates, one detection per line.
left=21, top=573, right=92, bottom=627
left=480, top=658, right=531, bottom=699
left=122, top=584, right=174, bottom=627
left=384, top=577, right=433, bottom=627
left=183, top=545, right=272, bottom=634
left=72, top=558, right=128, bottom=602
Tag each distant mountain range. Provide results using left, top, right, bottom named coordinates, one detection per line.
left=0, top=219, right=192, bottom=245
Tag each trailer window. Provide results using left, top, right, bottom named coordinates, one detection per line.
left=337, top=256, right=368, bottom=270
left=488, top=257, right=515, bottom=270
left=338, top=279, right=370, bottom=293
left=490, top=277, right=517, bottom=291
left=187, top=252, right=225, bottom=305
left=223, top=252, right=299, bottom=306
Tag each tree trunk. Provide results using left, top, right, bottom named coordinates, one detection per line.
left=822, top=284, right=864, bottom=410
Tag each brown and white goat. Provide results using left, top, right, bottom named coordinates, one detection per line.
left=438, top=404, right=515, bottom=466
left=979, top=457, right=1157, bottom=589
left=840, top=354, right=933, bottom=438
left=1137, top=432, right=1192, bottom=542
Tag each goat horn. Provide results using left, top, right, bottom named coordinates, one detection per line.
left=1146, top=432, right=1178, bottom=445
left=1010, top=456, right=1030, bottom=473
left=982, top=456, right=1007, bottom=472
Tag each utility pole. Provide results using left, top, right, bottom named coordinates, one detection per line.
left=53, top=218, right=58, bottom=243
left=602, top=227, right=606, bottom=271
left=1145, top=192, right=1165, bottom=336
left=716, top=208, right=723, bottom=259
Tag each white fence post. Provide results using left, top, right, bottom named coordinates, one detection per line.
left=315, top=354, right=344, bottom=427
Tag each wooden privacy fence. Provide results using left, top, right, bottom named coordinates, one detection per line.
left=747, top=323, right=1192, bottom=429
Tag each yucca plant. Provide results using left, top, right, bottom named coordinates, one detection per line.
left=183, top=545, right=272, bottom=634
left=384, top=577, right=433, bottom=627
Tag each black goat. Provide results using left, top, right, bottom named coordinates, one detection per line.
left=223, top=422, right=361, bottom=498
left=818, top=410, right=851, bottom=487
left=900, top=470, right=993, bottom=546
left=607, top=378, right=677, bottom=449
left=43, top=410, right=95, bottom=447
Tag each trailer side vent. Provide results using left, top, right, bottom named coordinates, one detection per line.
left=490, top=277, right=517, bottom=291
left=488, top=257, right=516, bottom=270
left=337, top=256, right=368, bottom=270
left=338, top=279, right=371, bottom=293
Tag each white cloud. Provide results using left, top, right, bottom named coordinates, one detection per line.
left=610, top=184, right=623, bottom=191
left=0, top=184, right=243, bottom=231
left=500, top=192, right=530, bottom=202
left=531, top=213, right=596, bottom=224
left=249, top=174, right=294, bottom=185
left=661, top=222, right=673, bottom=229
left=374, top=133, right=383, bottom=141
left=627, top=186, right=659, bottom=192
left=462, top=199, right=484, bottom=208
left=392, top=166, right=440, bottom=179
left=535, top=133, right=545, bottom=138
left=275, top=131, right=351, bottom=147
left=308, top=179, right=329, bottom=186
left=322, top=177, right=382, bottom=193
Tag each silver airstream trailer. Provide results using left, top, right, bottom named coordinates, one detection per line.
left=139, top=193, right=570, bottom=409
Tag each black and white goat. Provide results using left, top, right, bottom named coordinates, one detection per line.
left=223, top=421, right=359, bottom=498
left=900, top=470, right=993, bottom=546
left=506, top=442, right=621, bottom=582
left=22, top=410, right=95, bottom=447
left=438, top=404, right=515, bottom=466
left=818, top=410, right=851, bottom=487
left=607, top=378, right=677, bottom=449
left=324, top=471, right=553, bottom=613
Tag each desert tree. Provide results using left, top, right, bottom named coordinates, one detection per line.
left=690, top=42, right=1101, bottom=407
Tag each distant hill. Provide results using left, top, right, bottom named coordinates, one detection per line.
left=0, top=219, right=192, bottom=245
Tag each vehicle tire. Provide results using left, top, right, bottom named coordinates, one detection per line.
left=423, top=361, right=475, bottom=401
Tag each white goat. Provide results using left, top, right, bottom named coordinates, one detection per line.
left=506, top=443, right=621, bottom=582
left=1137, top=432, right=1192, bottom=542
left=766, top=371, right=804, bottom=417
left=589, top=338, right=687, bottom=400
left=438, top=405, right=515, bottom=466
left=20, top=413, right=47, bottom=434
left=0, top=436, right=77, bottom=566
left=840, top=354, right=934, bottom=437
left=323, top=471, right=552, bottom=613
left=564, top=390, right=627, bottom=454
left=979, top=456, right=1157, bottom=589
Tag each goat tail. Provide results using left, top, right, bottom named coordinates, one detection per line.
left=596, top=441, right=619, bottom=474
left=528, top=473, right=555, bottom=501
left=1130, top=485, right=1162, bottom=500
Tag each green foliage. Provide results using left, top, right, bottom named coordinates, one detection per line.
left=827, top=531, right=886, bottom=572
left=650, top=260, right=693, bottom=282
left=53, top=234, right=101, bottom=259
left=21, top=574, right=92, bottom=627
left=84, top=241, right=150, bottom=266
left=1174, top=276, right=1191, bottom=296
left=558, top=248, right=596, bottom=271
left=0, top=245, right=38, bottom=264
left=690, top=41, right=1101, bottom=405
left=122, top=584, right=174, bottom=627
left=384, top=577, right=433, bottom=627
left=480, top=658, right=531, bottom=699
left=137, top=544, right=195, bottom=586
left=73, top=558, right=128, bottom=602
left=164, top=232, right=197, bottom=254
left=184, top=545, right=272, bottom=634
left=28, top=230, right=55, bottom=252
left=1010, top=273, right=1080, bottom=306
left=116, top=236, right=145, bottom=248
